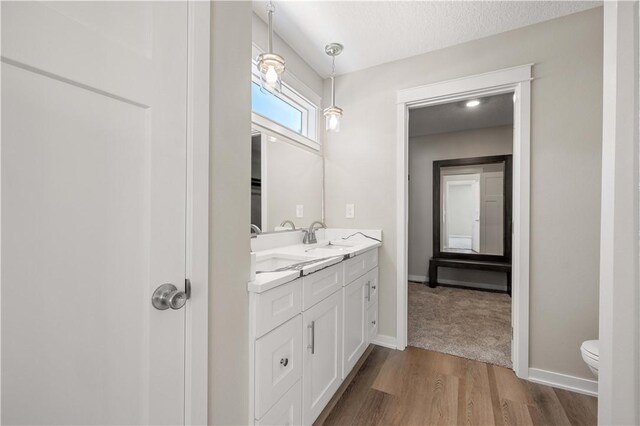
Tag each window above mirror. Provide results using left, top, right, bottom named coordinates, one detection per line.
left=251, top=82, right=303, bottom=134
left=251, top=61, right=319, bottom=150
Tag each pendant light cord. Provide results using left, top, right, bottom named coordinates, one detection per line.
left=330, top=56, right=336, bottom=106
left=267, top=1, right=275, bottom=53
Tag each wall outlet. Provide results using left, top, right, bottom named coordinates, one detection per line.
left=296, top=204, right=304, bottom=218
left=345, top=203, right=355, bottom=219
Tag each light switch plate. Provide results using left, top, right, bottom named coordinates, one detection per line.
left=296, top=204, right=304, bottom=218
left=346, top=203, right=355, bottom=219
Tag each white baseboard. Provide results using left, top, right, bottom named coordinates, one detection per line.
left=528, top=368, right=598, bottom=397
left=371, top=334, right=397, bottom=350
left=407, top=275, right=507, bottom=292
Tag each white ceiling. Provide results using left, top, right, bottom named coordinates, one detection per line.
left=409, top=93, right=514, bottom=137
left=253, top=1, right=601, bottom=77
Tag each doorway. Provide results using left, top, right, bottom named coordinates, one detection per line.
left=407, top=95, right=514, bottom=367
left=396, top=65, right=531, bottom=378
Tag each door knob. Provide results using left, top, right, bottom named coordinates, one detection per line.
left=152, top=283, right=189, bottom=310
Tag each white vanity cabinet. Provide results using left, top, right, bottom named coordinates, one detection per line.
left=249, top=247, right=379, bottom=426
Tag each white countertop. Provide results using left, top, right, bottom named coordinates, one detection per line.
left=247, top=234, right=381, bottom=293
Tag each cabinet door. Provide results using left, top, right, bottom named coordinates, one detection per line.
left=342, top=277, right=366, bottom=379
left=364, top=267, right=379, bottom=309
left=367, top=302, right=378, bottom=344
left=302, top=290, right=343, bottom=425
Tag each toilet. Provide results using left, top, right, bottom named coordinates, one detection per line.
left=580, top=340, right=599, bottom=378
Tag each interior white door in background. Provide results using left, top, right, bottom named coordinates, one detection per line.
left=472, top=180, right=481, bottom=253
left=2, top=2, right=189, bottom=424
left=480, top=172, right=504, bottom=255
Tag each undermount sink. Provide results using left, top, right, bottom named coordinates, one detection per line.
left=305, top=247, right=348, bottom=257
left=255, top=253, right=314, bottom=273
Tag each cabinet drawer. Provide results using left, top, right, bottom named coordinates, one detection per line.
left=302, top=263, right=343, bottom=310
left=344, top=249, right=378, bottom=284
left=255, top=315, right=303, bottom=419
left=364, top=267, right=379, bottom=309
left=255, top=380, right=301, bottom=426
left=367, top=302, right=378, bottom=343
left=254, top=279, right=302, bottom=338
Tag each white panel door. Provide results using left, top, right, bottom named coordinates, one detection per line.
left=481, top=172, right=505, bottom=255
left=2, top=2, right=189, bottom=425
left=342, top=277, right=366, bottom=379
left=472, top=180, right=481, bottom=253
left=302, top=290, right=343, bottom=425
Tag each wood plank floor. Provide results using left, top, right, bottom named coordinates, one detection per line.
left=317, top=345, right=597, bottom=426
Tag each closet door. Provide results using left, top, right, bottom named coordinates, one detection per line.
left=302, top=290, right=343, bottom=425
left=2, top=2, right=190, bottom=424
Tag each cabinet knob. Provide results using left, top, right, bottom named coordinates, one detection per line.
left=372, top=320, right=376, bottom=325
left=280, top=357, right=289, bottom=367
left=372, top=285, right=377, bottom=290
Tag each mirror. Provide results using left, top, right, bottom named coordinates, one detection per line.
left=251, top=130, right=323, bottom=234
left=434, top=155, right=512, bottom=260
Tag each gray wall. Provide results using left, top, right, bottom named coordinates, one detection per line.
left=324, top=8, right=602, bottom=379
left=209, top=2, right=251, bottom=424
left=408, top=126, right=512, bottom=288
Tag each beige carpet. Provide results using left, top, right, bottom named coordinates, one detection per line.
left=408, top=282, right=512, bottom=368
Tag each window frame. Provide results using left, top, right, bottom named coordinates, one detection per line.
left=251, top=80, right=306, bottom=135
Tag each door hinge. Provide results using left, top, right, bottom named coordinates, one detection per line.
left=185, top=278, right=192, bottom=299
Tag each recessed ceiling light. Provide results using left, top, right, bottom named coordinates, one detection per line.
left=465, top=99, right=480, bottom=108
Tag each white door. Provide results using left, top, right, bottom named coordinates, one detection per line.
left=2, top=2, right=189, bottom=424
left=303, top=290, right=343, bottom=425
left=342, top=277, right=366, bottom=379
left=480, top=172, right=505, bottom=255
left=472, top=180, right=481, bottom=253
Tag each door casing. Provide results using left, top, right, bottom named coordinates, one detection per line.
left=395, top=65, right=532, bottom=379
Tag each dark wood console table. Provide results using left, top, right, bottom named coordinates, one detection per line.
left=428, top=257, right=512, bottom=295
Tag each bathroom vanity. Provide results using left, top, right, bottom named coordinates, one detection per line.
left=248, top=228, right=381, bottom=425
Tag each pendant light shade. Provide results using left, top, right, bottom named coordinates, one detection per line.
left=256, top=2, right=285, bottom=92
left=323, top=43, right=344, bottom=132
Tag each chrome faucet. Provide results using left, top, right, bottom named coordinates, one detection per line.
left=280, top=220, right=296, bottom=230
left=250, top=224, right=262, bottom=235
left=302, top=221, right=326, bottom=244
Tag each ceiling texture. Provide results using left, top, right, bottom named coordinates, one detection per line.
left=409, top=93, right=514, bottom=137
left=253, top=1, right=601, bottom=78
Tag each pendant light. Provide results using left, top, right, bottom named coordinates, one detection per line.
left=323, top=43, right=344, bottom=132
left=256, top=1, right=285, bottom=92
